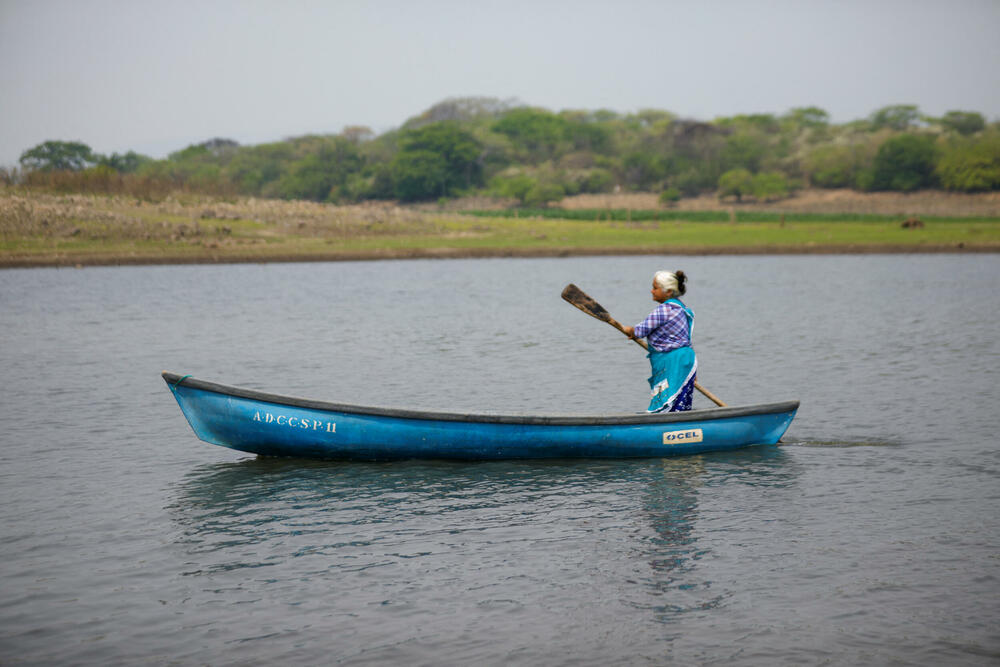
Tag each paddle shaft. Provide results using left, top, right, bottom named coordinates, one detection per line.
left=561, top=284, right=727, bottom=407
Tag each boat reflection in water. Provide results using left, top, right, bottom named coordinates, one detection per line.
left=166, top=447, right=797, bottom=647
left=632, top=447, right=798, bottom=633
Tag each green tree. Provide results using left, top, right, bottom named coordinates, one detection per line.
left=670, top=167, right=715, bottom=196
left=803, top=145, right=853, bottom=187
left=658, top=187, right=681, bottom=205
left=169, top=138, right=239, bottom=162
left=98, top=151, right=151, bottom=173
left=186, top=164, right=224, bottom=190
left=803, top=142, right=878, bottom=188
left=338, top=163, right=395, bottom=201
left=938, top=111, right=986, bottom=136
left=717, top=113, right=780, bottom=133
left=564, top=117, right=613, bottom=154
left=490, top=172, right=536, bottom=203
left=621, top=151, right=665, bottom=189
left=493, top=108, right=569, bottom=160
left=869, top=105, right=921, bottom=131
left=390, top=150, right=449, bottom=201
left=158, top=137, right=243, bottom=191
left=630, top=109, right=675, bottom=128
left=226, top=142, right=294, bottom=195
left=590, top=109, right=621, bottom=123
left=869, top=134, right=938, bottom=191
left=722, top=132, right=768, bottom=172
left=782, top=106, right=830, bottom=129
left=751, top=171, right=789, bottom=201
left=390, top=122, right=483, bottom=200
left=403, top=96, right=516, bottom=127
left=276, top=139, right=363, bottom=201
left=580, top=168, right=614, bottom=193
left=522, top=182, right=564, bottom=207
left=667, top=121, right=729, bottom=192
left=936, top=134, right=1000, bottom=191
left=717, top=168, right=754, bottom=201
left=19, top=140, right=97, bottom=171
left=340, top=125, right=375, bottom=144
left=168, top=144, right=210, bottom=162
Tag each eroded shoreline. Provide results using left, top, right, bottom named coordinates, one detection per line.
left=3, top=243, right=997, bottom=269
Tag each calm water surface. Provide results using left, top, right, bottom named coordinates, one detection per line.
left=1, top=255, right=998, bottom=665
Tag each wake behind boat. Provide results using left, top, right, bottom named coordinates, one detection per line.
left=162, top=371, right=798, bottom=461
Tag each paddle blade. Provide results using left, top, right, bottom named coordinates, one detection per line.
left=561, top=283, right=613, bottom=323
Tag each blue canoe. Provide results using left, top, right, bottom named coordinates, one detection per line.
left=163, top=371, right=798, bottom=461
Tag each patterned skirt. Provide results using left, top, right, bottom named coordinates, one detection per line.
left=646, top=346, right=697, bottom=413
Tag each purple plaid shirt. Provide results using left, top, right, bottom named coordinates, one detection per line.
left=633, top=301, right=692, bottom=352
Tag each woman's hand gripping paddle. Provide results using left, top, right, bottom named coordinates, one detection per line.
left=561, top=283, right=727, bottom=407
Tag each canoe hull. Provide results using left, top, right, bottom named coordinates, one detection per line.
left=163, top=372, right=798, bottom=461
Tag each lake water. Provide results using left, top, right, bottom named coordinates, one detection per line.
left=1, top=254, right=998, bottom=665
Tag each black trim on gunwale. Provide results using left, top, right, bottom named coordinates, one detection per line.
left=162, top=371, right=799, bottom=427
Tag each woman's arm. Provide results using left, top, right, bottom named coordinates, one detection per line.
left=632, top=303, right=668, bottom=339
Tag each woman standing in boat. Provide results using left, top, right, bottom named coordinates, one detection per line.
left=623, top=270, right=697, bottom=413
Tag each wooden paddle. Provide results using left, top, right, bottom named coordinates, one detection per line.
left=561, top=283, right=727, bottom=407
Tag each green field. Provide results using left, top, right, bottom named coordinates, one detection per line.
left=2, top=190, right=998, bottom=267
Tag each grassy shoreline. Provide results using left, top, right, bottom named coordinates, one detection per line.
left=2, top=189, right=999, bottom=268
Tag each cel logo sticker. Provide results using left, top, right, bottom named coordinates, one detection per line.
left=663, top=428, right=703, bottom=444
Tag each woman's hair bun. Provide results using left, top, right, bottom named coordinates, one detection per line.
left=674, top=270, right=687, bottom=295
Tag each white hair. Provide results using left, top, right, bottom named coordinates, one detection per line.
left=653, top=271, right=679, bottom=294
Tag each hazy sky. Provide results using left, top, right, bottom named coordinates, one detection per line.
left=2, top=0, right=999, bottom=167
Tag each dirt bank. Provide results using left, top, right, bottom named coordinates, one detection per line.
left=3, top=242, right=995, bottom=269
